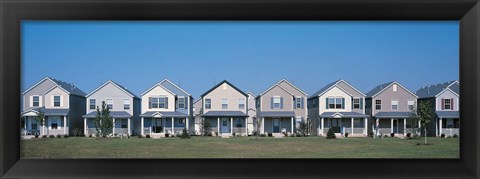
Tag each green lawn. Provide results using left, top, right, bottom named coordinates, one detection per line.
left=21, top=136, right=459, bottom=158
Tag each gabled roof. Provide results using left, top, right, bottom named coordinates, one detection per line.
left=86, top=80, right=140, bottom=99
left=83, top=111, right=132, bottom=118
left=200, top=80, right=248, bottom=98
left=202, top=111, right=248, bottom=117
left=276, top=79, right=308, bottom=96
left=258, top=83, right=294, bottom=97
left=308, top=79, right=360, bottom=99
left=141, top=82, right=176, bottom=96
left=193, top=98, right=202, bottom=104
left=21, top=107, right=70, bottom=116
left=366, top=81, right=418, bottom=98
left=140, top=111, right=188, bottom=117
left=319, top=112, right=369, bottom=118
left=23, top=76, right=86, bottom=96
left=415, top=80, right=459, bottom=99
left=159, top=79, right=191, bottom=97
left=246, top=92, right=256, bottom=97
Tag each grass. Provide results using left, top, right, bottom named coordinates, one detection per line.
left=21, top=136, right=459, bottom=158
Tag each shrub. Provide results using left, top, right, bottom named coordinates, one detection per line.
left=42, top=135, right=47, bottom=138
left=384, top=134, right=389, bottom=138
left=72, top=128, right=81, bottom=137
left=138, top=135, right=142, bottom=138
left=295, top=133, right=303, bottom=137
left=267, top=133, right=272, bottom=137
left=56, top=134, right=62, bottom=138
left=49, top=135, right=55, bottom=138
left=283, top=132, right=288, bottom=137
left=326, top=128, right=336, bottom=139
left=259, top=134, right=266, bottom=137
left=89, top=133, right=92, bottom=138
left=62, top=135, right=69, bottom=138
left=406, top=133, right=411, bottom=138
left=146, top=134, right=150, bottom=138
left=440, top=134, right=445, bottom=138
left=390, top=133, right=395, bottom=137
left=215, top=132, right=219, bottom=137
left=34, top=134, right=39, bottom=138
left=179, top=128, right=191, bottom=139
left=165, top=134, right=170, bottom=137
left=453, top=134, right=458, bottom=138
left=344, top=132, right=349, bottom=138
left=367, top=132, right=374, bottom=138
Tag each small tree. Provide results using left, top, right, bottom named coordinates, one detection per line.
left=179, top=127, right=191, bottom=139
left=417, top=101, right=432, bottom=145
left=94, top=101, right=113, bottom=138
left=297, top=120, right=308, bottom=136
left=36, top=111, right=45, bottom=136
left=407, top=103, right=420, bottom=137
left=326, top=127, right=336, bottom=139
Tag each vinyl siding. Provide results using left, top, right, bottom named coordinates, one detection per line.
left=318, top=86, right=352, bottom=113
left=23, top=79, right=56, bottom=111
left=336, top=81, right=365, bottom=114
left=260, top=85, right=293, bottom=111
left=435, top=90, right=459, bottom=111
left=141, top=85, right=176, bottom=113
left=372, top=84, right=417, bottom=116
left=44, top=86, right=69, bottom=109
left=86, top=83, right=134, bottom=115
left=202, top=82, right=247, bottom=113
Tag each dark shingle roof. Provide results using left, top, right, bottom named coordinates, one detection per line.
left=22, top=107, right=70, bottom=116
left=200, top=80, right=247, bottom=98
left=258, top=111, right=295, bottom=117
left=374, top=112, right=411, bottom=118
left=202, top=111, right=248, bottom=117
left=365, top=81, right=395, bottom=98
left=308, top=80, right=341, bottom=99
left=82, top=111, right=132, bottom=118
left=49, top=77, right=87, bottom=96
left=415, top=81, right=459, bottom=99
left=436, top=111, right=459, bottom=118
left=140, top=111, right=188, bottom=117
left=319, top=112, right=369, bottom=118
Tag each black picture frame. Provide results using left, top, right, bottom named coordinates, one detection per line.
left=1, top=0, right=479, bottom=178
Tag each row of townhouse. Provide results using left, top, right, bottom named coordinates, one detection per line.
left=20, top=77, right=459, bottom=138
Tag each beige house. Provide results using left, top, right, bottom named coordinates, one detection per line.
left=256, top=79, right=308, bottom=136
left=198, top=80, right=249, bottom=137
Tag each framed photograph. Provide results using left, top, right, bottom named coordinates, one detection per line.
left=1, top=0, right=479, bottom=178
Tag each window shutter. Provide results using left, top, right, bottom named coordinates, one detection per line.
left=342, top=98, right=345, bottom=109
left=51, top=96, right=54, bottom=107
left=176, top=97, right=179, bottom=109
left=351, top=98, right=354, bottom=109
left=280, top=97, right=283, bottom=109
left=30, top=96, right=33, bottom=107
left=148, top=97, right=152, bottom=109
left=451, top=98, right=454, bottom=110
left=60, top=95, right=63, bottom=107
left=293, top=97, right=296, bottom=109
left=360, top=98, right=363, bottom=109
left=165, top=97, right=168, bottom=109
left=39, top=96, right=42, bottom=107
left=326, top=98, right=329, bottom=109
left=441, top=98, right=444, bottom=110
left=270, top=97, right=273, bottom=109
left=301, top=97, right=304, bottom=109
left=185, top=97, right=188, bottom=109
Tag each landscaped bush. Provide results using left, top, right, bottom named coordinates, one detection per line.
left=440, top=134, right=445, bottom=138
left=267, top=133, right=272, bottom=137
left=453, top=134, right=458, bottom=138
left=62, top=135, right=69, bottom=138
left=295, top=133, right=303, bottom=137
left=384, top=134, right=389, bottom=138
left=146, top=134, right=150, bottom=138
left=406, top=133, right=411, bottom=138
left=326, top=128, right=336, bottom=139
left=344, top=132, right=349, bottom=138
left=56, top=134, right=62, bottom=138
left=179, top=128, right=191, bottom=139
left=34, top=134, right=39, bottom=138
left=215, top=132, right=219, bottom=137
left=367, top=132, right=373, bottom=138
left=390, top=133, right=395, bottom=137
left=42, top=135, right=47, bottom=138
left=49, top=135, right=55, bottom=138
left=259, top=134, right=266, bottom=137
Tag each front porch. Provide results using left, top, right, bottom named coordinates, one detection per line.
left=258, top=111, right=296, bottom=135
left=140, top=111, right=190, bottom=137
left=373, top=118, right=421, bottom=137
left=436, top=111, right=460, bottom=137
left=21, top=108, right=69, bottom=136
left=202, top=111, right=249, bottom=136
left=83, top=111, right=132, bottom=137
left=317, top=112, right=369, bottom=137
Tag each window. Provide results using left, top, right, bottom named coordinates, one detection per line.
left=150, top=98, right=158, bottom=108
left=391, top=100, right=398, bottom=110
left=353, top=98, right=360, bottom=109
left=121, top=119, right=127, bottom=128
left=375, top=100, right=382, bottom=110
left=273, top=97, right=281, bottom=109
left=178, top=97, right=185, bottom=109
left=124, top=99, right=130, bottom=110
left=178, top=118, right=185, bottom=125
left=51, top=119, right=58, bottom=129
left=89, top=99, right=96, bottom=109
left=149, top=97, right=167, bottom=109
left=238, top=98, right=245, bottom=109
left=205, top=98, right=211, bottom=109
left=222, top=98, right=228, bottom=109
left=54, top=96, right=61, bottom=107
left=31, top=123, right=38, bottom=130
left=444, top=98, right=451, bottom=110
left=296, top=97, right=302, bottom=108
left=32, top=96, right=40, bottom=107
left=335, top=98, right=342, bottom=109
left=354, top=118, right=362, bottom=127
left=408, top=100, right=415, bottom=110
left=235, top=119, right=242, bottom=127
left=106, top=99, right=113, bottom=109
left=328, top=98, right=335, bottom=109
left=159, top=97, right=166, bottom=108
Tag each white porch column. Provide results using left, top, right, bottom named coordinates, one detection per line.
left=351, top=118, right=354, bottom=135
left=113, top=118, right=116, bottom=135
left=321, top=118, right=324, bottom=136
left=186, top=117, right=189, bottom=131
left=391, top=118, right=394, bottom=133
left=230, top=117, right=233, bottom=135
left=364, top=118, right=368, bottom=135
left=245, top=117, right=248, bottom=135
left=439, top=118, right=443, bottom=136
left=127, top=118, right=131, bottom=136
left=141, top=117, right=144, bottom=136
left=418, top=120, right=421, bottom=135
left=84, top=118, right=87, bottom=136
left=63, top=116, right=67, bottom=135
left=24, top=117, right=27, bottom=136
left=261, top=117, right=265, bottom=134
left=291, top=117, right=294, bottom=134
left=403, top=118, right=407, bottom=136
left=171, top=117, right=174, bottom=135
left=217, top=117, right=220, bottom=134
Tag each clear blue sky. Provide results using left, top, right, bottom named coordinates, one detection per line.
left=22, top=21, right=459, bottom=98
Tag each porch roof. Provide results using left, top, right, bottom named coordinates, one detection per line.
left=320, top=112, right=369, bottom=118
left=373, top=112, right=411, bottom=118
left=436, top=111, right=459, bottom=118
left=21, top=107, right=69, bottom=116
left=202, top=111, right=248, bottom=117
left=258, top=111, right=295, bottom=117
left=140, top=111, right=188, bottom=117
left=82, top=111, right=132, bottom=118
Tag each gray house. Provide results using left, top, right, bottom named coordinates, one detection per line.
left=415, top=80, right=459, bottom=137
left=199, top=80, right=249, bottom=137
left=83, top=80, right=141, bottom=137
left=256, top=79, right=308, bottom=136
left=365, top=81, right=418, bottom=137
left=139, top=79, right=193, bottom=137
left=308, top=80, right=369, bottom=137
left=21, top=77, right=86, bottom=137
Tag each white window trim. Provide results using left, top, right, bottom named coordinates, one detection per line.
left=205, top=98, right=212, bottom=109
left=124, top=99, right=131, bottom=109
left=238, top=98, right=245, bottom=109
left=178, top=96, right=186, bottom=109
left=31, top=95, right=42, bottom=107
left=393, top=84, right=398, bottom=92
left=273, top=96, right=281, bottom=109
left=90, top=99, right=96, bottom=110
left=407, top=99, right=415, bottom=110
left=375, top=99, right=382, bottom=110
left=106, top=99, right=113, bottom=109
left=222, top=98, right=228, bottom=109
left=391, top=99, right=398, bottom=110
left=295, top=96, right=302, bottom=108
left=353, top=97, right=360, bottom=109
left=52, top=95, right=62, bottom=107
left=444, top=98, right=452, bottom=110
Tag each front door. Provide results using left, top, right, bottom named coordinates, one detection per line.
left=221, top=118, right=229, bottom=133
left=273, top=118, right=280, bottom=133
left=393, top=119, right=399, bottom=133
left=153, top=118, right=163, bottom=133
